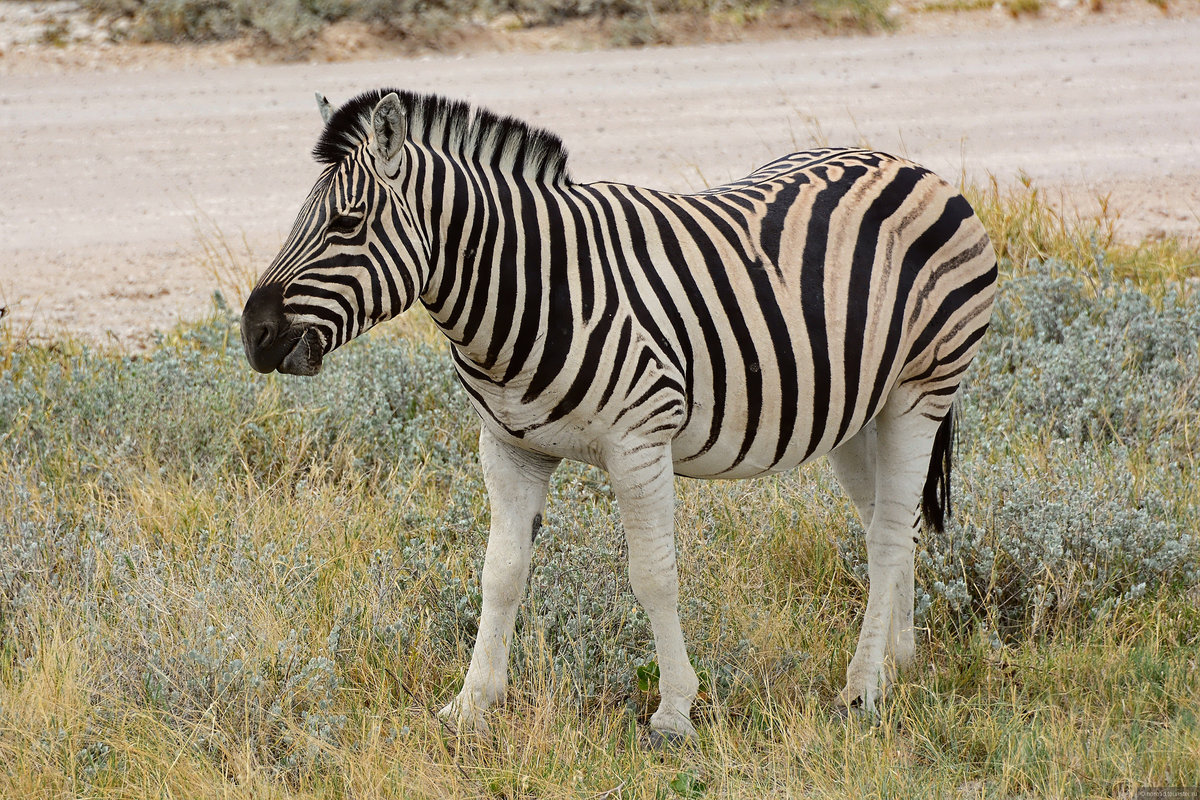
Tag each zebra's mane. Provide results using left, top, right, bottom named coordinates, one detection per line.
left=313, top=89, right=572, bottom=185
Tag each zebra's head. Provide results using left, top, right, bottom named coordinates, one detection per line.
left=241, top=91, right=429, bottom=376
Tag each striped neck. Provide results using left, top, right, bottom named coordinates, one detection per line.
left=411, top=146, right=575, bottom=382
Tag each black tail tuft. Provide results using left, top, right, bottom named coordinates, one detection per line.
left=922, top=407, right=955, bottom=534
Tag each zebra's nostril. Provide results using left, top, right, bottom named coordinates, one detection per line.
left=256, top=320, right=276, bottom=349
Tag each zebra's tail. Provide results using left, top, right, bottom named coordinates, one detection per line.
left=921, top=407, right=955, bottom=534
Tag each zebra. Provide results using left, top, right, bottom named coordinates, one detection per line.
left=241, top=89, right=997, bottom=742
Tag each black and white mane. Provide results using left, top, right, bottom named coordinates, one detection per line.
left=313, top=89, right=572, bottom=185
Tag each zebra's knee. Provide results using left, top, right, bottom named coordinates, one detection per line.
left=480, top=552, right=530, bottom=608
left=628, top=555, right=679, bottom=613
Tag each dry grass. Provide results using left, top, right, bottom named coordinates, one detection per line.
left=965, top=176, right=1200, bottom=287
left=1, top=183, right=1198, bottom=798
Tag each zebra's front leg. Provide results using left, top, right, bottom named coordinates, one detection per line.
left=839, top=406, right=939, bottom=714
left=610, top=446, right=699, bottom=743
left=439, top=427, right=559, bottom=734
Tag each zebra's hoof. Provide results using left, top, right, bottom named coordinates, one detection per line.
left=836, top=690, right=879, bottom=717
left=438, top=699, right=490, bottom=737
left=839, top=660, right=885, bottom=716
left=828, top=700, right=853, bottom=721
left=647, top=728, right=693, bottom=750
left=828, top=697, right=879, bottom=724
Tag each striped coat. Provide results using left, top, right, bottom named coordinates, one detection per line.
left=242, top=90, right=996, bottom=740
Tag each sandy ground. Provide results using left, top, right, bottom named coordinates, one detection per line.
left=2, top=8, right=1198, bottom=346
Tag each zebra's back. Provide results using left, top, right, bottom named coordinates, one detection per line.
left=564, top=148, right=996, bottom=479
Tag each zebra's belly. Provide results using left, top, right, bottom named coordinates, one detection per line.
left=466, top=364, right=878, bottom=481
left=667, top=367, right=880, bottom=480
left=456, top=307, right=891, bottom=480
left=670, top=441, right=815, bottom=480
left=668, top=412, right=837, bottom=480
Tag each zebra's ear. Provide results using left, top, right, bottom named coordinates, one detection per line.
left=370, top=92, right=407, bottom=176
left=316, top=92, right=333, bottom=125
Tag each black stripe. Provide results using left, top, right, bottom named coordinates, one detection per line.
left=904, top=265, right=998, bottom=366
left=501, top=175, right=550, bottom=382
left=418, top=143, right=449, bottom=296
left=798, top=163, right=869, bottom=462
left=440, top=161, right=494, bottom=328
left=597, top=189, right=681, bottom=370
left=759, top=174, right=806, bottom=276
left=364, top=224, right=410, bottom=305
left=426, top=160, right=475, bottom=314
left=522, top=182, right=575, bottom=397
left=667, top=196, right=764, bottom=470
left=900, top=320, right=991, bottom=386
left=537, top=293, right=618, bottom=427
left=686, top=195, right=798, bottom=470
left=834, top=165, right=926, bottom=446
left=470, top=171, right=520, bottom=357
left=622, top=188, right=725, bottom=452
left=597, top=317, right=634, bottom=411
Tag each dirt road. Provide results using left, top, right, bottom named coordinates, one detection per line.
left=2, top=17, right=1198, bottom=344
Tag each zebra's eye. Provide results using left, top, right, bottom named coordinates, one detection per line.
left=327, top=214, right=362, bottom=236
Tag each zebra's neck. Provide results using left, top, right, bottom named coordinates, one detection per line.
left=413, top=151, right=581, bottom=384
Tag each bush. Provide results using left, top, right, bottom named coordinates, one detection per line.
left=920, top=448, right=1196, bottom=635
left=0, top=304, right=473, bottom=489
left=909, top=259, right=1198, bottom=635
left=81, top=0, right=890, bottom=47
left=967, top=257, right=1200, bottom=449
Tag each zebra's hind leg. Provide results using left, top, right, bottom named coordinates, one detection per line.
left=838, top=400, right=942, bottom=713
left=610, top=445, right=700, bottom=743
left=828, top=418, right=878, bottom=529
left=829, top=417, right=914, bottom=673
left=439, top=427, right=560, bottom=735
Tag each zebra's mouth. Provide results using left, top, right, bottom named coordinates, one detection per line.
left=277, top=327, right=325, bottom=376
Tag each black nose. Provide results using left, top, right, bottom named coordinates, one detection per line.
left=241, top=284, right=289, bottom=373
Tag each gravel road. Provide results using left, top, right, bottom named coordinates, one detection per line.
left=2, top=17, right=1198, bottom=344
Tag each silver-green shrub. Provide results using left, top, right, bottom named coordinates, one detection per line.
left=0, top=306, right=474, bottom=488
left=920, top=447, right=1196, bottom=633
left=966, top=257, right=1200, bottom=449
left=912, top=259, right=1198, bottom=633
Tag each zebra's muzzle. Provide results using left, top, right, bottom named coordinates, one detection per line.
left=241, top=285, right=325, bottom=376
left=277, top=327, right=325, bottom=376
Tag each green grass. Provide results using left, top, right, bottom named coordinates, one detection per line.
left=964, top=177, right=1200, bottom=288
left=1, top=185, right=1198, bottom=798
